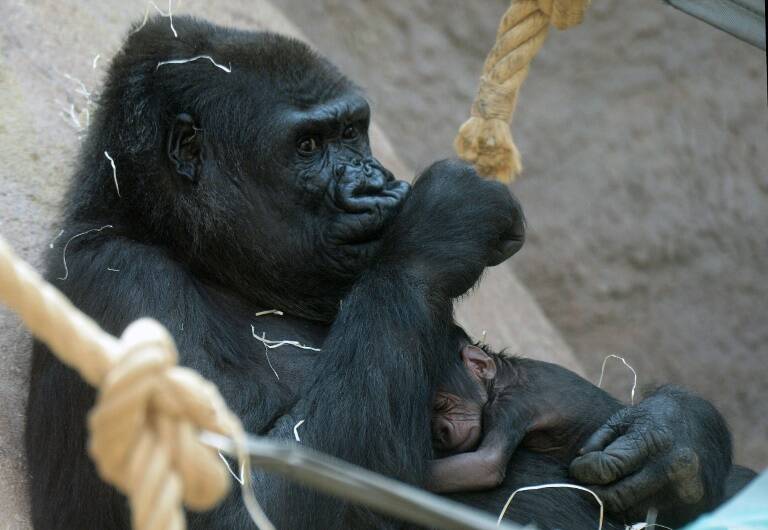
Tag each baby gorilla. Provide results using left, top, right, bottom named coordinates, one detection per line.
left=429, top=341, right=621, bottom=494
left=428, top=335, right=740, bottom=528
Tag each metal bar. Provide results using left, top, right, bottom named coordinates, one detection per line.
left=664, top=0, right=766, bottom=50
left=202, top=432, right=523, bottom=530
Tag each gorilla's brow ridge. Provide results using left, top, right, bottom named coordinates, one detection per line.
left=295, top=95, right=369, bottom=132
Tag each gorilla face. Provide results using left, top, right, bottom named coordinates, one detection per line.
left=229, top=86, right=410, bottom=320
left=169, top=94, right=409, bottom=269
left=108, top=23, right=413, bottom=319
left=280, top=94, right=411, bottom=279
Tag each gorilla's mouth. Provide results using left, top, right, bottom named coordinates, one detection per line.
left=331, top=159, right=410, bottom=215
left=338, top=181, right=410, bottom=214
left=328, top=166, right=411, bottom=244
left=321, top=173, right=410, bottom=274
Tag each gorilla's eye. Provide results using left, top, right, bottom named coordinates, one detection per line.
left=434, top=396, right=452, bottom=413
left=342, top=125, right=358, bottom=140
left=297, top=137, right=321, bottom=154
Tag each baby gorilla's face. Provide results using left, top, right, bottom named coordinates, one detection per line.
left=431, top=343, right=497, bottom=453
left=431, top=391, right=484, bottom=453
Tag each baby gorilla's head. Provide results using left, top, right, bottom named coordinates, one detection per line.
left=432, top=343, right=497, bottom=453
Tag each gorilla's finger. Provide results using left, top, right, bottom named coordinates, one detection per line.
left=667, top=448, right=704, bottom=504
left=591, top=463, right=666, bottom=515
left=490, top=207, right=525, bottom=265
left=577, top=410, right=629, bottom=456
left=570, top=432, right=655, bottom=485
left=487, top=236, right=524, bottom=266
left=570, top=422, right=671, bottom=484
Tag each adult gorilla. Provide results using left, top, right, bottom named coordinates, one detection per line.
left=25, top=16, right=731, bottom=530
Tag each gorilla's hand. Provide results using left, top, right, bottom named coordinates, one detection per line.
left=569, top=386, right=731, bottom=525
left=384, top=159, right=525, bottom=298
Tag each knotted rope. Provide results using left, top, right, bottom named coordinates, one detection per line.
left=454, top=0, right=590, bottom=182
left=0, top=235, right=266, bottom=530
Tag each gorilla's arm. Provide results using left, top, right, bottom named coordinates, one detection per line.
left=25, top=232, right=205, bottom=530
left=26, top=231, right=300, bottom=530
left=274, top=160, right=524, bottom=528
left=190, top=160, right=524, bottom=530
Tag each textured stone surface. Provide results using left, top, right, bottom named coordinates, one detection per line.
left=275, top=0, right=768, bottom=470
left=0, top=1, right=576, bottom=526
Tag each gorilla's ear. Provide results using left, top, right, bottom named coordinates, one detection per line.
left=168, top=113, right=202, bottom=182
left=461, top=344, right=497, bottom=380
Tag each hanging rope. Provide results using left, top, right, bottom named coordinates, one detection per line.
left=0, top=235, right=253, bottom=530
left=454, top=0, right=591, bottom=183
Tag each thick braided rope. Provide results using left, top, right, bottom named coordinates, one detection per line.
left=454, top=0, right=590, bottom=182
left=0, top=235, right=249, bottom=530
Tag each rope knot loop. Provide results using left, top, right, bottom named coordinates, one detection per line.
left=0, top=237, right=268, bottom=529
left=87, top=318, right=238, bottom=530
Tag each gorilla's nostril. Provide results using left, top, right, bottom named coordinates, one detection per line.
left=351, top=166, right=386, bottom=195
left=332, top=157, right=407, bottom=212
left=366, top=171, right=385, bottom=191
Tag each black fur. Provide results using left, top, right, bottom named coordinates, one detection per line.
left=25, top=16, right=523, bottom=530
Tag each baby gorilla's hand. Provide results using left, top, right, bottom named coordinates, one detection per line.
left=384, top=159, right=525, bottom=298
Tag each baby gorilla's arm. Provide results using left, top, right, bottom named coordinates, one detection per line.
left=427, top=344, right=532, bottom=493
left=428, top=413, right=528, bottom=493
left=428, top=449, right=506, bottom=493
